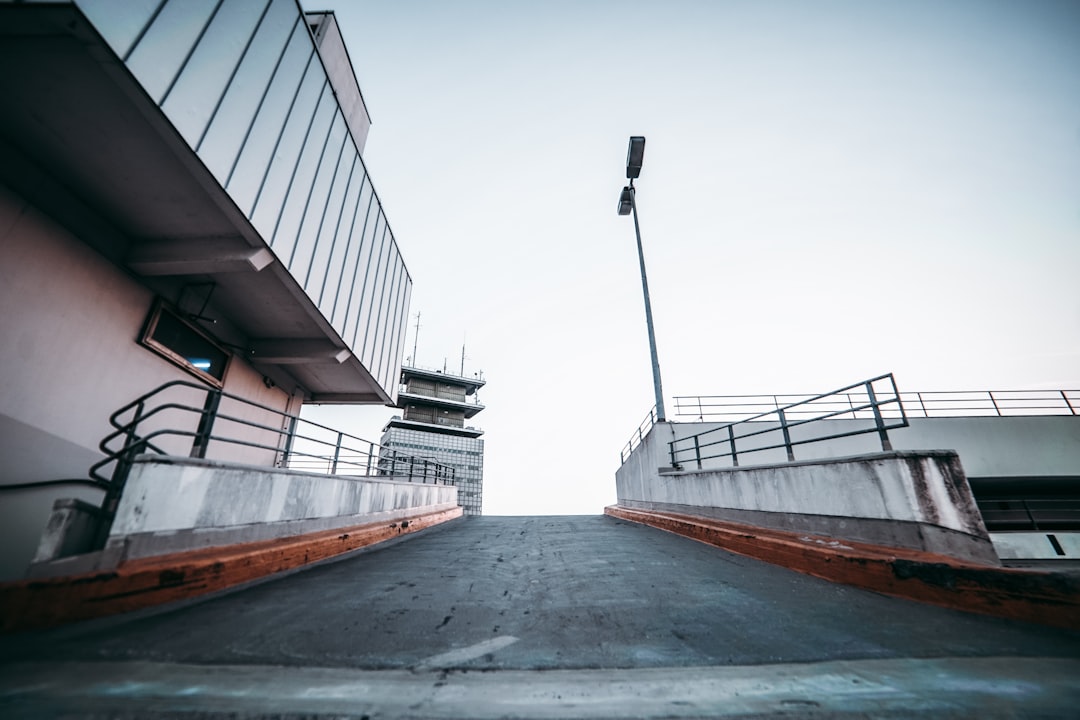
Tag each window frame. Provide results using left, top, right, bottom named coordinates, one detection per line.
left=140, top=299, right=231, bottom=387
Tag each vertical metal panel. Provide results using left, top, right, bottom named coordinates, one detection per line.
left=376, top=257, right=407, bottom=390
left=269, top=85, right=335, bottom=263
left=196, top=0, right=297, bottom=183
left=357, top=225, right=393, bottom=362
left=302, top=134, right=353, bottom=293
left=125, top=0, right=218, bottom=104
left=158, top=0, right=225, bottom=107
left=248, top=46, right=322, bottom=234
left=371, top=255, right=402, bottom=385
left=227, top=24, right=314, bottom=214
left=347, top=215, right=385, bottom=349
left=387, top=277, right=413, bottom=394
left=288, top=112, right=346, bottom=279
left=76, top=0, right=165, bottom=60
left=160, top=0, right=270, bottom=148
left=341, top=201, right=381, bottom=345
left=315, top=155, right=362, bottom=309
left=332, top=183, right=374, bottom=334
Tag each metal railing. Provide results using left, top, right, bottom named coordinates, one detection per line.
left=976, top=497, right=1080, bottom=534
left=620, top=407, right=658, bottom=464
left=667, top=374, right=907, bottom=469
left=675, top=389, right=1079, bottom=421
left=89, top=380, right=456, bottom=547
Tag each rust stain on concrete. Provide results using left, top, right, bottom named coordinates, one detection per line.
left=0, top=507, right=463, bottom=632
left=606, top=505, right=1080, bottom=630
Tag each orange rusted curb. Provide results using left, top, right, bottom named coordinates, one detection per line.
left=0, top=506, right=463, bottom=633
left=605, top=505, right=1080, bottom=630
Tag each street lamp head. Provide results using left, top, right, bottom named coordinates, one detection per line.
left=617, top=186, right=634, bottom=216
left=625, top=136, right=645, bottom=179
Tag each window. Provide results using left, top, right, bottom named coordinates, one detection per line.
left=141, top=301, right=230, bottom=386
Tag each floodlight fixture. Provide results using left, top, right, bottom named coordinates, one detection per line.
left=615, top=135, right=665, bottom=422
left=625, top=136, right=646, bottom=179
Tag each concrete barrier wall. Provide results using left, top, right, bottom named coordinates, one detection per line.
left=102, top=456, right=458, bottom=560
left=29, top=456, right=458, bottom=579
left=616, top=425, right=997, bottom=563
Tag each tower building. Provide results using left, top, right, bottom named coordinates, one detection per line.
left=381, top=366, right=486, bottom=515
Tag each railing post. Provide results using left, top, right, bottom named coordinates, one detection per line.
left=1062, top=390, right=1076, bottom=416
left=1022, top=499, right=1039, bottom=531
left=777, top=408, right=795, bottom=461
left=917, top=392, right=928, bottom=418
left=366, top=441, right=374, bottom=475
left=728, top=425, right=739, bottom=467
left=190, top=388, right=222, bottom=459
left=330, top=432, right=342, bottom=474
left=866, top=382, right=893, bottom=452
left=989, top=391, right=1002, bottom=416
left=279, top=413, right=298, bottom=469
left=693, top=435, right=702, bottom=469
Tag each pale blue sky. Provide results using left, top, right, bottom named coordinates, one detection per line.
left=304, top=0, right=1080, bottom=514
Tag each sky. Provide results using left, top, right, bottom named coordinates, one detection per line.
left=302, top=0, right=1080, bottom=515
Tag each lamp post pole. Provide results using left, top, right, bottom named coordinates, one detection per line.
left=619, top=136, right=666, bottom=422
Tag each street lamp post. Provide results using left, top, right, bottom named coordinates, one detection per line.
left=617, top=136, right=666, bottom=422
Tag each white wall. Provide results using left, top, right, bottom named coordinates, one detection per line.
left=0, top=184, right=298, bottom=580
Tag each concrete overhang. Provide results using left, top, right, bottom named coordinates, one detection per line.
left=0, top=4, right=389, bottom=404
left=385, top=418, right=484, bottom=439
left=401, top=366, right=486, bottom=395
left=397, top=392, right=486, bottom=419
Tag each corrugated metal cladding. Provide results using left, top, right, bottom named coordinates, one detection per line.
left=75, top=0, right=412, bottom=397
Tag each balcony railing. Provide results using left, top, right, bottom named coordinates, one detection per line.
left=674, top=389, right=1079, bottom=421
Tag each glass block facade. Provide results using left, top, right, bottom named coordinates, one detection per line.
left=380, top=427, right=485, bottom=515
left=74, top=0, right=411, bottom=398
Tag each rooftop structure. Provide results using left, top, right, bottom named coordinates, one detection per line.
left=382, top=365, right=486, bottom=515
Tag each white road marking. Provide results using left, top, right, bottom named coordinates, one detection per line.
left=414, top=635, right=520, bottom=670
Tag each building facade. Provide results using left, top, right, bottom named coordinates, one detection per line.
left=0, top=0, right=412, bottom=579
left=381, top=367, right=486, bottom=515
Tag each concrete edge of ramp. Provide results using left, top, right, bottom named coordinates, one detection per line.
left=0, top=657, right=1078, bottom=718
left=0, top=506, right=463, bottom=632
left=605, top=505, right=1080, bottom=630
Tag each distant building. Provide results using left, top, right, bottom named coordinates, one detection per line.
left=0, top=1, right=413, bottom=579
left=381, top=366, right=486, bottom=515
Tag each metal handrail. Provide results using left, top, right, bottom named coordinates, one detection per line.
left=89, top=379, right=457, bottom=548
left=675, top=389, right=1079, bottom=420
left=667, top=374, right=907, bottom=469
left=620, top=407, right=658, bottom=464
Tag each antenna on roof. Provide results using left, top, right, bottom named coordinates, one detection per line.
left=460, top=334, right=467, bottom=377
left=410, top=311, right=421, bottom=368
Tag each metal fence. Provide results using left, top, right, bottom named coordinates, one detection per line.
left=90, top=379, right=455, bottom=548
left=667, top=374, right=907, bottom=469
left=675, top=389, right=1079, bottom=421
left=620, top=407, right=658, bottom=464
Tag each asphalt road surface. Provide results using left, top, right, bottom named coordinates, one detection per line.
left=2, top=515, right=1079, bottom=718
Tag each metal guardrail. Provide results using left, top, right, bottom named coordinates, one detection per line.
left=620, top=407, right=658, bottom=464
left=667, top=374, right=907, bottom=469
left=89, top=380, right=456, bottom=548
left=675, top=389, right=1079, bottom=421
left=976, top=497, right=1080, bottom=534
